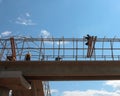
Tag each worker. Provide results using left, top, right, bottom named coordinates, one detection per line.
left=25, top=52, right=31, bottom=61
left=85, top=34, right=91, bottom=45
left=41, top=54, right=45, bottom=61
left=55, top=56, right=62, bottom=61
left=7, top=56, right=16, bottom=61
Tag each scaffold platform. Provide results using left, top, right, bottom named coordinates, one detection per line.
left=0, top=36, right=120, bottom=61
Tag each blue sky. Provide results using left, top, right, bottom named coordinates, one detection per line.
left=1, top=0, right=120, bottom=96
left=1, top=0, right=120, bottom=38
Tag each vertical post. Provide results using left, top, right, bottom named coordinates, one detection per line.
left=0, top=87, right=9, bottom=96
left=58, top=40, right=60, bottom=57
left=83, top=37, right=85, bottom=59
left=63, top=37, right=65, bottom=58
left=102, top=37, right=105, bottom=58
left=73, top=38, right=74, bottom=58
left=91, top=36, right=97, bottom=57
left=110, top=40, right=114, bottom=60
left=43, top=38, right=45, bottom=60
left=87, top=36, right=93, bottom=57
left=86, top=36, right=97, bottom=58
left=19, top=39, right=25, bottom=60
left=91, top=36, right=97, bottom=60
left=39, top=37, right=42, bottom=60
left=10, top=37, right=16, bottom=59
left=0, top=41, right=7, bottom=61
left=76, top=40, right=78, bottom=61
left=52, top=37, right=55, bottom=58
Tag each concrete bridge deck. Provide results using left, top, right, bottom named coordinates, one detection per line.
left=0, top=61, right=120, bottom=80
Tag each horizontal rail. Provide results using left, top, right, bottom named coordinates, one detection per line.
left=1, top=37, right=120, bottom=42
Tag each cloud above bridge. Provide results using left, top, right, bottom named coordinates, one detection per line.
left=1, top=31, right=12, bottom=37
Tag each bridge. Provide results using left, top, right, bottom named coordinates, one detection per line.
left=0, top=36, right=120, bottom=96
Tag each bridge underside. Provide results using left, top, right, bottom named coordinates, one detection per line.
left=1, top=61, right=120, bottom=96
left=1, top=61, right=120, bottom=80
left=0, top=71, right=44, bottom=96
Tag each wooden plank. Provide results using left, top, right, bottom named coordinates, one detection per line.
left=87, top=36, right=97, bottom=58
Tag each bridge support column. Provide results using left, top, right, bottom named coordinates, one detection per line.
left=0, top=87, right=9, bottom=96
left=31, top=80, right=44, bottom=96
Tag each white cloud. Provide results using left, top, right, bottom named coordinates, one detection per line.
left=25, top=13, right=30, bottom=17
left=51, top=89, right=59, bottom=96
left=51, top=81, right=120, bottom=96
left=16, top=17, right=35, bottom=26
left=1, top=31, right=12, bottom=37
left=39, top=30, right=55, bottom=45
left=15, top=13, right=36, bottom=26
left=51, top=89, right=59, bottom=94
left=62, top=90, right=120, bottom=96
left=56, top=41, right=69, bottom=45
left=40, top=30, right=51, bottom=38
left=40, top=30, right=70, bottom=45
left=105, top=80, right=120, bottom=89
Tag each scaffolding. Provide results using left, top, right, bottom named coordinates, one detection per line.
left=1, top=36, right=120, bottom=61
left=1, top=36, right=120, bottom=96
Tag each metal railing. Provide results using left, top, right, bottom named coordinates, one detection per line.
left=0, top=36, right=120, bottom=61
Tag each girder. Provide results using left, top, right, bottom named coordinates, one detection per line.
left=1, top=61, right=120, bottom=80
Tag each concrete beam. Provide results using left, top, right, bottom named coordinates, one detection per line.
left=1, top=61, right=120, bottom=80
left=0, top=71, right=31, bottom=90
